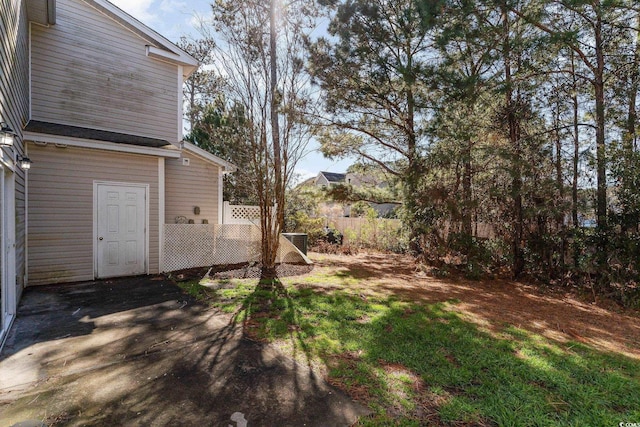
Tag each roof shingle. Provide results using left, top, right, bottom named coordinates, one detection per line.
left=24, top=120, right=171, bottom=148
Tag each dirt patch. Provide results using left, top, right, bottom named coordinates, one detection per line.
left=170, top=262, right=314, bottom=282
left=212, top=262, right=314, bottom=279
left=307, top=252, right=640, bottom=359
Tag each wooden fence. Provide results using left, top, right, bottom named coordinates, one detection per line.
left=329, top=218, right=401, bottom=240
left=327, top=217, right=495, bottom=243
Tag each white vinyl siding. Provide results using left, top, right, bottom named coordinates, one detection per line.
left=30, top=0, right=179, bottom=142
left=165, top=154, right=219, bottom=225
left=1, top=0, right=29, bottom=296
left=27, top=143, right=160, bottom=285
left=25, top=0, right=49, bottom=25
left=315, top=175, right=329, bottom=187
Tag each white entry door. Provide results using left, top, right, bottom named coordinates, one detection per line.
left=96, top=183, right=147, bottom=278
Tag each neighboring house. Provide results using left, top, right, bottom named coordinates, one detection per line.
left=314, top=171, right=346, bottom=188
left=312, top=172, right=347, bottom=217
left=344, top=172, right=399, bottom=217
left=0, top=0, right=237, bottom=345
left=313, top=170, right=400, bottom=218
left=344, top=172, right=378, bottom=188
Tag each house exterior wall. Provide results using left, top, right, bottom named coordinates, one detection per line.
left=315, top=174, right=329, bottom=187
left=345, top=172, right=378, bottom=187
left=30, top=0, right=180, bottom=142
left=25, top=0, right=49, bottom=24
left=27, top=143, right=160, bottom=285
left=1, top=0, right=30, bottom=298
left=165, top=153, right=220, bottom=225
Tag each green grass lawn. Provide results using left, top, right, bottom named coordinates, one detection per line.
left=178, top=270, right=640, bottom=426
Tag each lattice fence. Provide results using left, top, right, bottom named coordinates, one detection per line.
left=164, top=224, right=216, bottom=271
left=223, top=202, right=261, bottom=225
left=211, top=224, right=262, bottom=265
left=163, top=224, right=310, bottom=272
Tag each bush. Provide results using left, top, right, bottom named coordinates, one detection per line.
left=341, top=207, right=408, bottom=253
left=310, top=240, right=358, bottom=255
left=287, top=211, right=325, bottom=245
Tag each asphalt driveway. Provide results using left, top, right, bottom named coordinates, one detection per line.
left=0, top=276, right=368, bottom=426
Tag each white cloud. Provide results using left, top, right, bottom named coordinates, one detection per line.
left=188, top=13, right=205, bottom=31
left=109, top=0, right=157, bottom=24
left=159, top=0, right=187, bottom=14
left=106, top=0, right=214, bottom=42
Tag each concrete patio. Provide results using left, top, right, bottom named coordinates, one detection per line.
left=0, top=276, right=368, bottom=426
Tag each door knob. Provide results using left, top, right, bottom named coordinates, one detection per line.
left=99, top=237, right=104, bottom=240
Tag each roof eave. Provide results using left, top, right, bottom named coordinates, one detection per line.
left=24, top=131, right=181, bottom=158
left=146, top=46, right=199, bottom=78
left=182, top=141, right=237, bottom=172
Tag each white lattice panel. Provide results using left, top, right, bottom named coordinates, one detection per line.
left=163, top=224, right=311, bottom=272
left=231, top=205, right=260, bottom=220
left=164, top=224, right=217, bottom=271
left=212, top=224, right=262, bottom=265
left=223, top=202, right=261, bottom=224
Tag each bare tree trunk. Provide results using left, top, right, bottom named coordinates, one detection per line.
left=554, top=100, right=566, bottom=277
left=503, top=6, right=524, bottom=278
left=594, top=10, right=607, bottom=242
left=462, top=138, right=473, bottom=238
left=261, top=0, right=282, bottom=279
left=404, top=39, right=421, bottom=254
left=211, top=0, right=312, bottom=283
left=626, top=16, right=639, bottom=152
left=571, top=51, right=580, bottom=230
left=271, top=0, right=284, bottom=230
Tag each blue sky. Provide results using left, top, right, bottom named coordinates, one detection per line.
left=109, top=0, right=354, bottom=182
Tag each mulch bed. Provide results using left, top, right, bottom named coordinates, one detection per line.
left=211, top=262, right=314, bottom=279
left=170, top=262, right=314, bottom=282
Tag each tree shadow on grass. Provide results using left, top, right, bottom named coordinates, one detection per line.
left=337, top=299, right=640, bottom=425
left=0, top=276, right=368, bottom=427
left=235, top=282, right=640, bottom=426
left=235, top=273, right=317, bottom=373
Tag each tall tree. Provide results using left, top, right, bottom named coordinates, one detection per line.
left=186, top=99, right=257, bottom=204
left=501, top=3, right=526, bottom=277
left=270, top=0, right=283, bottom=234
left=430, top=0, right=500, bottom=241
left=211, top=0, right=315, bottom=280
left=431, top=0, right=544, bottom=277
left=177, top=37, right=221, bottom=130
left=510, top=0, right=635, bottom=243
left=308, top=0, right=436, bottom=252
left=616, top=11, right=640, bottom=233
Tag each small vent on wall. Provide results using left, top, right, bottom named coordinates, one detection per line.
left=182, top=158, right=190, bottom=166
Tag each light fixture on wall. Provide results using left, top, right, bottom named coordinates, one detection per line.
left=0, top=122, right=33, bottom=170
left=17, top=155, right=32, bottom=170
left=0, top=122, right=16, bottom=147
